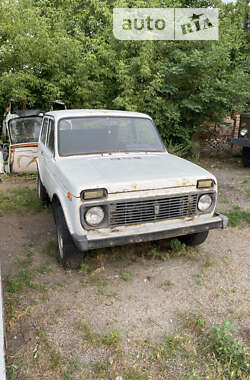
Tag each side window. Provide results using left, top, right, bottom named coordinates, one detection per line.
left=40, top=118, right=49, bottom=144
left=47, top=120, right=55, bottom=154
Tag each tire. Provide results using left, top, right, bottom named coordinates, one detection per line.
left=37, top=173, right=49, bottom=202
left=179, top=231, right=209, bottom=247
left=54, top=204, right=83, bottom=269
left=242, top=147, right=250, bottom=168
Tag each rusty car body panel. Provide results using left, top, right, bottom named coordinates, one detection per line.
left=9, top=143, right=39, bottom=173
left=1, top=110, right=43, bottom=174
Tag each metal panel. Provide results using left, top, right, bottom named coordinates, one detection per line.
left=109, top=194, right=198, bottom=226
left=0, top=268, right=6, bottom=380
left=10, top=145, right=38, bottom=173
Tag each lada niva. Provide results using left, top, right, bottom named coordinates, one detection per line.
left=37, top=110, right=227, bottom=267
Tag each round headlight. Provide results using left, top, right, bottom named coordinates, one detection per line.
left=85, top=207, right=105, bottom=226
left=240, top=128, right=248, bottom=137
left=198, top=194, right=213, bottom=212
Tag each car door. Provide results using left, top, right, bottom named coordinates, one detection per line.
left=42, top=118, right=56, bottom=197
left=38, top=117, right=49, bottom=185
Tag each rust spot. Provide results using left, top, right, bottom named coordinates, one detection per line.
left=181, top=178, right=190, bottom=186
left=131, top=184, right=137, bottom=190
left=11, top=143, right=38, bottom=149
left=17, top=155, right=37, bottom=168
left=124, top=224, right=133, bottom=229
left=111, top=228, right=120, bottom=232
left=9, top=149, right=14, bottom=166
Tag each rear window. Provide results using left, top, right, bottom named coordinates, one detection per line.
left=9, top=117, right=42, bottom=144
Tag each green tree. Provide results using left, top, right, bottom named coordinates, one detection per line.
left=0, top=0, right=249, bottom=147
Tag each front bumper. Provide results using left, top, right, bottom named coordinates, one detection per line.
left=72, top=213, right=228, bottom=252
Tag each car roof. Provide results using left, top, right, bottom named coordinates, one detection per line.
left=45, top=109, right=152, bottom=121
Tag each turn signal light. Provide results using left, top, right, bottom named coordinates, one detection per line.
left=197, top=179, right=214, bottom=189
left=81, top=189, right=107, bottom=200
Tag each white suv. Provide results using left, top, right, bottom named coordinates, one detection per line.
left=37, top=109, right=227, bottom=268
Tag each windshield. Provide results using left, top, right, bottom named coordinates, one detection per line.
left=9, top=117, right=43, bottom=144
left=58, top=116, right=165, bottom=156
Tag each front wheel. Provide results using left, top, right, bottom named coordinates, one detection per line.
left=242, top=147, right=250, bottom=167
left=54, top=204, right=83, bottom=269
left=179, top=231, right=209, bottom=247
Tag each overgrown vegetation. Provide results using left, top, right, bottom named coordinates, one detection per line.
left=0, top=187, right=45, bottom=215
left=223, top=206, right=250, bottom=228
left=144, top=316, right=250, bottom=379
left=208, top=320, right=250, bottom=377
left=0, top=0, right=249, bottom=148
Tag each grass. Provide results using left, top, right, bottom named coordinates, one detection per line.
left=208, top=320, right=250, bottom=376
left=3, top=250, right=57, bottom=328
left=160, top=280, right=174, bottom=291
left=144, top=317, right=250, bottom=379
left=143, top=240, right=196, bottom=261
left=6, top=356, right=23, bottom=380
left=91, top=360, right=110, bottom=378
left=49, top=349, right=64, bottom=370
left=18, top=250, right=34, bottom=268
left=123, top=368, right=149, bottom=380
left=97, top=287, right=119, bottom=299
left=4, top=250, right=37, bottom=294
left=36, top=262, right=53, bottom=274
left=75, top=319, right=121, bottom=348
left=181, top=312, right=206, bottom=335
left=80, top=262, right=90, bottom=274
left=243, top=186, right=250, bottom=197
left=147, top=247, right=158, bottom=259
left=0, top=187, right=45, bottom=215
left=4, top=269, right=36, bottom=293
left=235, top=177, right=249, bottom=185
left=62, top=354, right=82, bottom=380
left=170, top=238, right=197, bottom=257
left=15, top=171, right=38, bottom=180
left=121, top=272, right=132, bottom=281
left=223, top=206, right=250, bottom=228
left=202, top=257, right=214, bottom=269
left=25, top=332, right=85, bottom=379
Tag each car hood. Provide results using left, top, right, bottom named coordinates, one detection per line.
left=55, top=153, right=215, bottom=196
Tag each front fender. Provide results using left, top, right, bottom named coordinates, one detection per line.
left=53, top=193, right=85, bottom=238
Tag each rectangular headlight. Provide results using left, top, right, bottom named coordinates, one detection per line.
left=81, top=188, right=107, bottom=200
left=197, top=179, right=214, bottom=189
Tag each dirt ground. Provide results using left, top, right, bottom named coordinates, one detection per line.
left=0, top=157, right=249, bottom=380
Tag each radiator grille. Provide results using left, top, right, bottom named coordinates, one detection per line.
left=109, top=194, right=198, bottom=227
